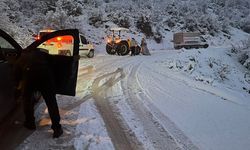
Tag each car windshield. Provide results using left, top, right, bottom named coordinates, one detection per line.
left=38, top=35, right=74, bottom=55
left=80, top=36, right=87, bottom=44
left=0, top=37, right=14, bottom=49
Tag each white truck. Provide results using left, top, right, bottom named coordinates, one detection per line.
left=37, top=29, right=95, bottom=58
left=173, top=32, right=209, bottom=49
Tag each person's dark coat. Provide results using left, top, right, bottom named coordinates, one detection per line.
left=14, top=49, right=62, bottom=137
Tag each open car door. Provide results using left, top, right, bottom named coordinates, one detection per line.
left=0, top=29, right=23, bottom=121
left=0, top=29, right=79, bottom=149
left=26, top=29, right=80, bottom=96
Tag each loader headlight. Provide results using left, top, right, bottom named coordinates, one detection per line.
left=107, top=38, right=111, bottom=43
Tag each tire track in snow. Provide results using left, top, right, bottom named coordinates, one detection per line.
left=63, top=56, right=138, bottom=114
left=121, top=62, right=181, bottom=150
left=92, top=68, right=142, bottom=150
left=77, top=56, right=124, bottom=97
left=135, top=61, right=200, bottom=150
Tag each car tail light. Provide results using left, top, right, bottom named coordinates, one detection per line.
left=56, top=36, right=73, bottom=43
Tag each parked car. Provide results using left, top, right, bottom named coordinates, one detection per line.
left=36, top=29, right=94, bottom=58
left=173, top=32, right=209, bottom=49
left=0, top=29, right=80, bottom=122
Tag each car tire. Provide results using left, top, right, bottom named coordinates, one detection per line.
left=117, top=41, right=129, bottom=56
left=66, top=51, right=71, bottom=56
left=106, top=44, right=116, bottom=55
left=175, top=46, right=182, bottom=49
left=203, top=44, right=209, bottom=48
left=87, top=50, right=94, bottom=58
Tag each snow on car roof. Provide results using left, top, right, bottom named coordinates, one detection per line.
left=39, top=29, right=56, bottom=33
left=110, top=27, right=129, bottom=31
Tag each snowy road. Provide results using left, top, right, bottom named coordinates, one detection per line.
left=88, top=55, right=185, bottom=150
left=76, top=54, right=183, bottom=150
left=72, top=53, right=200, bottom=150
left=17, top=49, right=250, bottom=150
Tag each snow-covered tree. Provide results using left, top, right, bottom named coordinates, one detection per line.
left=1, top=0, right=250, bottom=43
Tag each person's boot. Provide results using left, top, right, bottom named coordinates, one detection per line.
left=53, top=127, right=63, bottom=138
left=23, top=121, right=36, bottom=130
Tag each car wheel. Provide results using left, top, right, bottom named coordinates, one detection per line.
left=175, top=46, right=182, bottom=49
left=185, top=46, right=191, bottom=49
left=87, top=50, right=94, bottom=58
left=117, top=41, right=129, bottom=56
left=66, top=51, right=71, bottom=56
left=106, top=44, right=116, bottom=55
left=203, top=44, right=209, bottom=48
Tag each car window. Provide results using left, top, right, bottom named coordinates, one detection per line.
left=25, top=29, right=80, bottom=96
left=37, top=35, right=74, bottom=56
left=80, top=35, right=87, bottom=44
left=0, top=36, right=20, bottom=62
left=0, top=37, right=14, bottom=49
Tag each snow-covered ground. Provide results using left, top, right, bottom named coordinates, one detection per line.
left=136, top=49, right=250, bottom=150
left=16, top=28, right=250, bottom=150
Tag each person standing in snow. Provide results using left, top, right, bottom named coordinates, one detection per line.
left=140, top=37, right=151, bottom=55
left=130, top=38, right=138, bottom=56
left=14, top=49, right=63, bottom=138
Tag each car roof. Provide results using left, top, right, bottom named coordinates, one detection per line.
left=174, top=32, right=201, bottom=36
left=39, top=29, right=56, bottom=33
left=40, top=30, right=85, bottom=37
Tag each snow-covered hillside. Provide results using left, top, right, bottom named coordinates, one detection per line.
left=1, top=0, right=250, bottom=47
left=1, top=0, right=250, bottom=66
